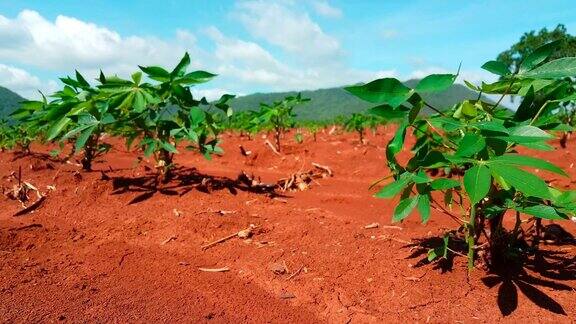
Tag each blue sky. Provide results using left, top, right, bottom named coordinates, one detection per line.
left=0, top=0, right=575, bottom=99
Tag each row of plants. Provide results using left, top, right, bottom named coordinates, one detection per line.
left=346, top=41, right=576, bottom=270
left=4, top=53, right=235, bottom=180
left=1, top=41, right=574, bottom=274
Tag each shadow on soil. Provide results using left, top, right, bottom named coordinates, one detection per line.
left=403, top=226, right=575, bottom=317
left=108, top=166, right=284, bottom=204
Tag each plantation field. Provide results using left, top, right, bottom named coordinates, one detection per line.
left=1, top=129, right=574, bottom=323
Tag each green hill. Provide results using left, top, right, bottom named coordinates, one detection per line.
left=0, top=86, right=25, bottom=120
left=229, top=79, right=493, bottom=121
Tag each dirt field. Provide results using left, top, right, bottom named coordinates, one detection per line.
left=1, top=128, right=575, bottom=323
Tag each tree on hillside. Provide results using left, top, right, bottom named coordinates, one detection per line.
left=497, top=24, right=576, bottom=73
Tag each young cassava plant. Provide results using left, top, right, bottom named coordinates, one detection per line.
left=99, top=52, right=234, bottom=180
left=346, top=41, right=576, bottom=271
left=11, top=72, right=118, bottom=170
left=255, top=94, right=310, bottom=152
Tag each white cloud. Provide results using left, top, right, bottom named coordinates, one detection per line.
left=235, top=1, right=342, bottom=63
left=312, top=1, right=343, bottom=18
left=0, top=64, right=57, bottom=98
left=0, top=10, right=197, bottom=74
left=0, top=8, right=395, bottom=99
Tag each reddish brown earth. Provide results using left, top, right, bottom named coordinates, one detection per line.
left=1, top=128, right=575, bottom=323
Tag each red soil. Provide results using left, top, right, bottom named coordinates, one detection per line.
left=1, top=128, right=575, bottom=323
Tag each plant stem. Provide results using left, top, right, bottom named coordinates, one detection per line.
left=467, top=205, right=476, bottom=270
left=423, top=102, right=446, bottom=117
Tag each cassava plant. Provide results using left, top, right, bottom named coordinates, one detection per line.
left=11, top=72, right=117, bottom=170
left=0, top=120, right=38, bottom=154
left=255, top=94, right=310, bottom=152
left=343, top=113, right=383, bottom=144
left=98, top=52, right=234, bottom=180
left=346, top=41, right=576, bottom=270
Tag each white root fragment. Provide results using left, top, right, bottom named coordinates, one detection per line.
left=201, top=225, right=257, bottom=250
left=198, top=267, right=230, bottom=272
left=364, top=222, right=380, bottom=229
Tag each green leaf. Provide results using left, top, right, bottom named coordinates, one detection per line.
left=131, top=71, right=142, bottom=84
left=514, top=86, right=535, bottom=121
left=75, top=70, right=90, bottom=88
left=415, top=74, right=457, bottom=93
left=499, top=125, right=554, bottom=143
left=345, top=78, right=412, bottom=108
left=455, top=133, right=486, bottom=157
left=473, top=121, right=509, bottom=134
left=143, top=140, right=156, bottom=157
left=393, top=195, right=419, bottom=222
left=47, top=117, right=71, bottom=141
left=159, top=141, right=178, bottom=153
left=172, top=52, right=191, bottom=77
left=514, top=205, right=565, bottom=220
left=178, top=71, right=217, bottom=85
left=417, top=194, right=431, bottom=224
left=488, top=154, right=567, bottom=177
left=139, top=65, right=171, bottom=81
left=488, top=164, right=551, bottom=199
left=481, top=61, right=511, bottom=76
left=375, top=172, right=413, bottom=198
left=430, top=178, right=461, bottom=190
left=519, top=40, right=561, bottom=73
left=522, top=57, right=576, bottom=79
left=74, top=125, right=97, bottom=152
left=189, top=107, right=206, bottom=126
left=463, top=165, right=491, bottom=204
left=368, top=104, right=408, bottom=120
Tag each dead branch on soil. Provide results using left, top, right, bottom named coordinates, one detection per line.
left=277, top=162, right=333, bottom=192
left=237, top=171, right=276, bottom=191
left=264, top=140, right=281, bottom=156
left=3, top=166, right=51, bottom=216
left=201, top=224, right=257, bottom=250
left=161, top=235, right=177, bottom=245
left=287, top=266, right=304, bottom=280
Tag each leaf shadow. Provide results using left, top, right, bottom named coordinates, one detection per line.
left=109, top=166, right=286, bottom=205
left=481, top=245, right=574, bottom=316
left=402, top=231, right=574, bottom=317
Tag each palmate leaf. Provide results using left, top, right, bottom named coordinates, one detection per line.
left=46, top=117, right=71, bottom=141
left=514, top=204, right=566, bottom=220
left=74, top=125, right=97, bottom=152
left=481, top=61, right=511, bottom=76
left=455, top=133, right=486, bottom=157
left=368, top=104, right=408, bottom=120
left=374, top=172, right=413, bottom=198
left=139, top=65, right=171, bottom=82
left=415, top=73, right=457, bottom=93
left=417, top=193, right=431, bottom=224
left=171, top=52, right=191, bottom=77
left=430, top=178, right=461, bottom=190
left=487, top=154, right=567, bottom=176
left=345, top=78, right=412, bottom=108
left=463, top=165, right=491, bottom=204
left=488, top=164, right=551, bottom=199
left=519, top=40, right=561, bottom=73
left=393, top=195, right=419, bottom=222
left=176, top=71, right=218, bottom=85
left=522, top=57, right=576, bottom=79
left=495, top=125, right=554, bottom=144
